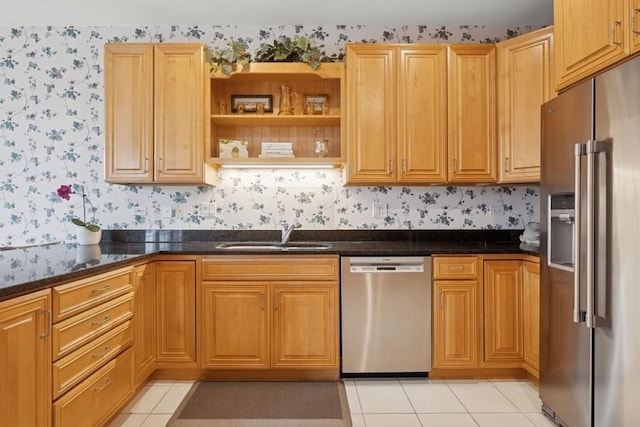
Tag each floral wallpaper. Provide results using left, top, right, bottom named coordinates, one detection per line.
left=0, top=24, right=541, bottom=246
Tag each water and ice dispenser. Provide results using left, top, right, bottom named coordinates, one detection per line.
left=548, top=193, right=575, bottom=271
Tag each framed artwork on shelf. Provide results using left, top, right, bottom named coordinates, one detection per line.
left=303, top=94, right=329, bottom=115
left=230, top=94, right=273, bottom=113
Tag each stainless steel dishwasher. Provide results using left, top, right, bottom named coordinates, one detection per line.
left=341, top=256, right=432, bottom=375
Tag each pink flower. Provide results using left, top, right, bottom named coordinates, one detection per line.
left=57, top=184, right=73, bottom=200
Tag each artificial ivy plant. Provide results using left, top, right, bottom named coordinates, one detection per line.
left=211, top=36, right=343, bottom=76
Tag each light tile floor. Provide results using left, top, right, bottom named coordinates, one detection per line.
left=109, top=377, right=557, bottom=427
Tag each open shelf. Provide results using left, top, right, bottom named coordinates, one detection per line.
left=208, top=62, right=345, bottom=167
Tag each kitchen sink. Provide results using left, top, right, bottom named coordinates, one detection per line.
left=215, top=241, right=332, bottom=251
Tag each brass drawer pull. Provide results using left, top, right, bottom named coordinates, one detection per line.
left=93, top=376, right=113, bottom=392
left=91, top=315, right=112, bottom=327
left=446, top=265, right=465, bottom=271
left=90, top=284, right=111, bottom=294
left=92, top=345, right=112, bottom=359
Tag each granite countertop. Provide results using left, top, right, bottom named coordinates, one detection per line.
left=0, top=229, right=539, bottom=302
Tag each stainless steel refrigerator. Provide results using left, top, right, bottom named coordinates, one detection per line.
left=540, top=55, right=640, bottom=426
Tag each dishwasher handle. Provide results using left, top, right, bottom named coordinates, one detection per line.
left=349, top=264, right=425, bottom=273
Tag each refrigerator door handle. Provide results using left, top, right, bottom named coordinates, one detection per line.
left=585, top=139, right=599, bottom=329
left=573, top=142, right=585, bottom=324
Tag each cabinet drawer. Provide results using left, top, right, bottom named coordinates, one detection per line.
left=53, top=320, right=133, bottom=399
left=202, top=255, right=339, bottom=281
left=433, top=257, right=479, bottom=279
left=53, top=293, right=133, bottom=361
left=53, top=267, right=133, bottom=322
left=53, top=348, right=134, bottom=427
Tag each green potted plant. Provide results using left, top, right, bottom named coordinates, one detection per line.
left=210, top=40, right=252, bottom=76
left=211, top=36, right=343, bottom=76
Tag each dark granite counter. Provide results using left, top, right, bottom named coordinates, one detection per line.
left=0, top=229, right=538, bottom=302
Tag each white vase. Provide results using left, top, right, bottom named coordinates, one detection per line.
left=76, top=226, right=102, bottom=245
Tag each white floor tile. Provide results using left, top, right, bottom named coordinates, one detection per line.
left=525, top=412, right=558, bottom=427
left=355, top=379, right=414, bottom=414
left=448, top=383, right=520, bottom=413
left=363, top=413, right=422, bottom=427
left=343, top=379, right=362, bottom=414
left=151, top=383, right=194, bottom=414
left=140, top=414, right=172, bottom=427
left=107, top=413, right=148, bottom=427
left=121, top=383, right=171, bottom=414
left=350, top=413, right=366, bottom=427
left=400, top=381, right=467, bottom=413
left=417, top=413, right=480, bottom=427
left=471, top=413, right=536, bottom=427
left=494, top=382, right=542, bottom=412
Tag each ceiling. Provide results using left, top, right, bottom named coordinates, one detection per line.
left=4, top=0, right=553, bottom=27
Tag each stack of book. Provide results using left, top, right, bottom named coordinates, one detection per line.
left=259, top=142, right=294, bottom=158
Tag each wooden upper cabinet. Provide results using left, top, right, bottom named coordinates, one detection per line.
left=554, top=0, right=627, bottom=91
left=345, top=44, right=396, bottom=184
left=345, top=44, right=448, bottom=185
left=632, top=0, right=640, bottom=54
left=104, top=44, right=154, bottom=183
left=447, top=44, right=497, bottom=184
left=497, top=27, right=554, bottom=183
left=104, top=43, right=215, bottom=185
left=397, top=46, right=448, bottom=184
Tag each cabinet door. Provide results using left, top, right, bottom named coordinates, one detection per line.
left=345, top=44, right=397, bottom=184
left=522, top=261, right=540, bottom=376
left=132, top=263, right=156, bottom=386
left=0, top=290, right=51, bottom=427
left=272, top=282, right=338, bottom=368
left=447, top=45, right=497, bottom=183
left=156, top=261, right=196, bottom=364
left=154, top=44, right=208, bottom=183
left=202, top=282, right=270, bottom=368
left=498, top=27, right=554, bottom=183
left=633, top=0, right=640, bottom=54
left=484, top=261, right=524, bottom=364
left=397, top=45, right=448, bottom=184
left=104, top=44, right=154, bottom=183
left=432, top=280, right=481, bottom=368
left=555, top=0, right=626, bottom=90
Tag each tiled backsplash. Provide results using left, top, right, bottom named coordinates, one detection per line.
left=0, top=24, right=541, bottom=246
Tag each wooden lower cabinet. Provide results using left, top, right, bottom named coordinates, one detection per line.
left=200, top=256, right=339, bottom=377
left=202, top=282, right=270, bottom=368
left=0, top=289, right=51, bottom=427
left=53, top=348, right=134, bottom=427
left=272, top=282, right=337, bottom=368
left=522, top=260, right=540, bottom=377
left=432, top=255, right=539, bottom=379
left=156, top=261, right=196, bottom=365
left=132, top=263, right=156, bottom=386
left=483, top=260, right=524, bottom=364
left=432, top=280, right=482, bottom=368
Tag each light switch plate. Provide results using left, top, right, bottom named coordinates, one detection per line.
left=372, top=202, right=387, bottom=218
left=200, top=203, right=216, bottom=218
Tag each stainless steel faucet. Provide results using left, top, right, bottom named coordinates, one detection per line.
left=280, top=220, right=301, bottom=244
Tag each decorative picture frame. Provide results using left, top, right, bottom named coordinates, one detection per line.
left=303, top=94, right=330, bottom=115
left=230, top=94, right=274, bottom=113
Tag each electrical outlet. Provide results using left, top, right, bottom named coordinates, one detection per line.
left=372, top=202, right=387, bottom=218
left=174, top=205, right=186, bottom=218
left=489, top=204, right=505, bottom=215
left=200, top=203, right=216, bottom=218
left=162, top=206, right=172, bottom=218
